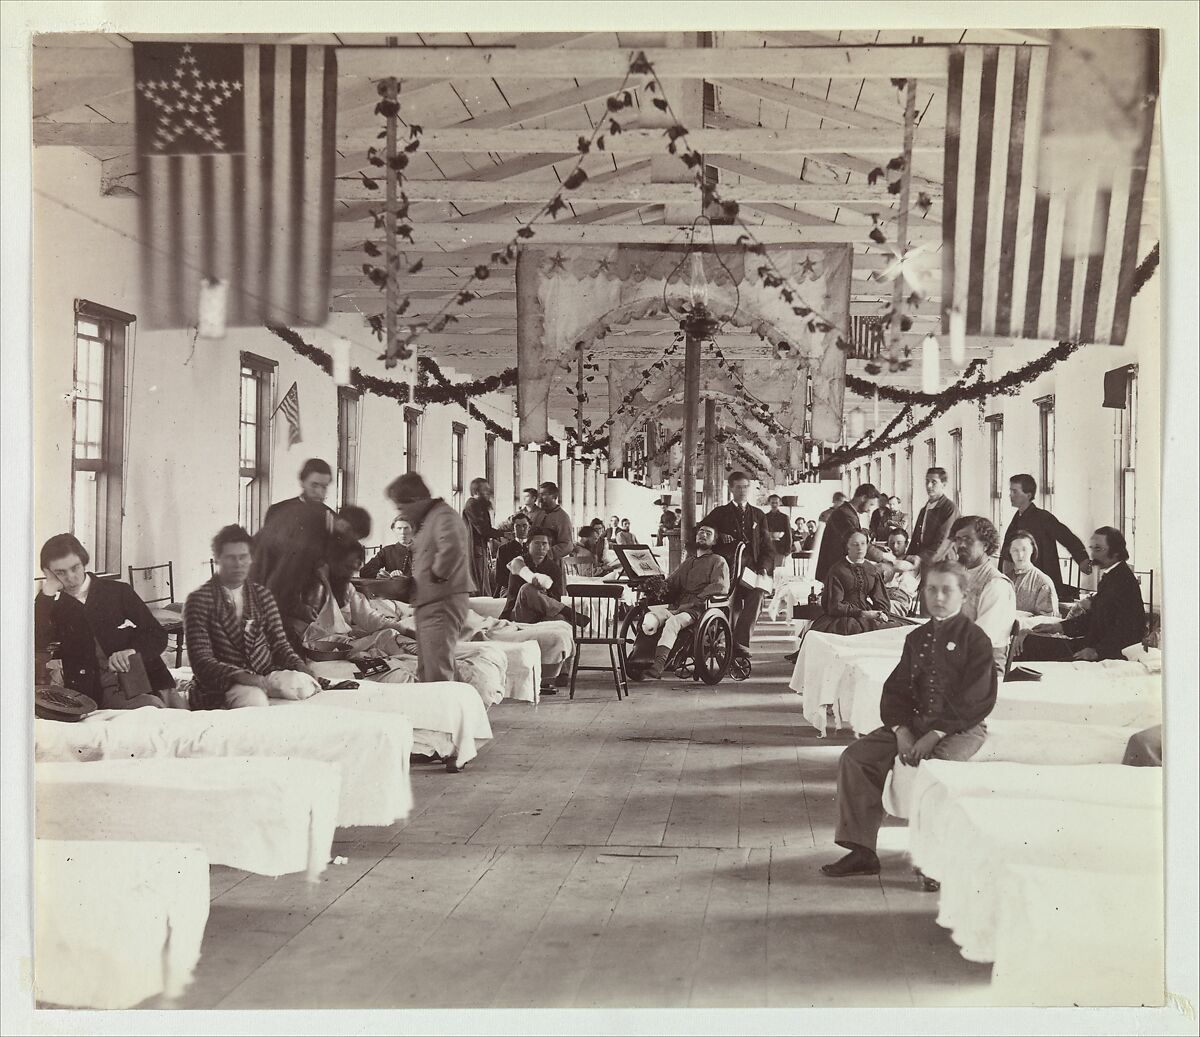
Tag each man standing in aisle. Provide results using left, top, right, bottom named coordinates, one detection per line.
left=764, top=494, right=793, bottom=580
left=950, top=515, right=1017, bottom=673
left=700, top=471, right=774, bottom=662
left=909, top=467, right=960, bottom=566
left=386, top=472, right=470, bottom=683
left=527, top=481, right=574, bottom=563
left=818, top=492, right=846, bottom=524
left=250, top=458, right=337, bottom=643
left=1000, top=474, right=1092, bottom=600
left=814, top=483, right=879, bottom=584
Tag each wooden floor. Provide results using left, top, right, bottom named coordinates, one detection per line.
left=149, top=618, right=993, bottom=1010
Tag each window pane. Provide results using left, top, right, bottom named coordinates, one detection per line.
left=76, top=319, right=101, bottom=339
left=73, top=469, right=99, bottom=555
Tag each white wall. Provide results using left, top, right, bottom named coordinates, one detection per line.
left=33, top=146, right=524, bottom=589
left=839, top=281, right=1162, bottom=593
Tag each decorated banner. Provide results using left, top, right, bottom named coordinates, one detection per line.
left=516, top=244, right=851, bottom=445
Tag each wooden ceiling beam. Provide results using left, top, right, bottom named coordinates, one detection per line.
left=334, top=126, right=942, bottom=156
left=334, top=176, right=912, bottom=206
left=713, top=77, right=907, bottom=133
left=337, top=46, right=952, bottom=81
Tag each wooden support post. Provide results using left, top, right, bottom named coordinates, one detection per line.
left=681, top=333, right=702, bottom=546
left=703, top=397, right=719, bottom=514
left=384, top=71, right=401, bottom=360
left=887, top=79, right=918, bottom=367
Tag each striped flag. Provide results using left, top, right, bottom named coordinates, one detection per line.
left=275, top=381, right=302, bottom=445
left=133, top=42, right=337, bottom=329
left=941, top=36, right=1157, bottom=346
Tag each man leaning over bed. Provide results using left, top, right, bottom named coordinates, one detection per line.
left=821, top=559, right=998, bottom=879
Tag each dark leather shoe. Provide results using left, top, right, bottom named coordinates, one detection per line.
left=820, top=851, right=880, bottom=878
left=784, top=650, right=799, bottom=663
left=539, top=683, right=559, bottom=696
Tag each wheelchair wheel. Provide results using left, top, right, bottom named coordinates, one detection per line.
left=693, top=612, right=733, bottom=685
left=729, top=654, right=752, bottom=682
left=618, top=605, right=649, bottom=681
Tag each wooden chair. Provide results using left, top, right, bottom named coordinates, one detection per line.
left=127, top=562, right=185, bottom=667
left=1001, top=619, right=1021, bottom=677
left=1133, top=569, right=1155, bottom=616
left=565, top=582, right=629, bottom=701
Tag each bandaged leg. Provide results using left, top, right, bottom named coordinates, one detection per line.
left=656, top=609, right=694, bottom=650
left=224, top=684, right=270, bottom=708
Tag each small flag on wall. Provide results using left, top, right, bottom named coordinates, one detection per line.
left=275, top=381, right=302, bottom=446
left=133, top=42, right=337, bottom=329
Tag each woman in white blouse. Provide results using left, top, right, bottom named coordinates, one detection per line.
left=1008, top=531, right=1060, bottom=616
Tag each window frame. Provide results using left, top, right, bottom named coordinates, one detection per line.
left=484, top=432, right=497, bottom=491
left=925, top=437, right=937, bottom=472
left=985, top=414, right=1005, bottom=529
left=71, top=300, right=132, bottom=573
left=948, top=429, right=963, bottom=512
left=1035, top=394, right=1056, bottom=512
left=1115, top=369, right=1138, bottom=555
left=450, top=421, right=467, bottom=510
left=336, top=385, right=362, bottom=509
left=238, top=351, right=277, bottom=534
left=404, top=406, right=422, bottom=472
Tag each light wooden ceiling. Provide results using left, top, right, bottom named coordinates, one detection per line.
left=31, top=28, right=1158, bottom=435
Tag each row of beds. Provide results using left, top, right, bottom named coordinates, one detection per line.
left=786, top=600, right=1165, bottom=1008
left=32, top=590, right=559, bottom=1009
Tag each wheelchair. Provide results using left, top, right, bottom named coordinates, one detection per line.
left=619, top=545, right=752, bottom=685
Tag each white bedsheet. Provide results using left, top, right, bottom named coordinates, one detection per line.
left=34, top=706, right=413, bottom=828
left=36, top=757, right=341, bottom=880
left=305, top=665, right=493, bottom=766
left=990, top=863, right=1165, bottom=1006
left=793, top=629, right=1161, bottom=738
left=35, top=839, right=209, bottom=1009
left=899, top=759, right=1162, bottom=873
left=931, top=796, right=1162, bottom=965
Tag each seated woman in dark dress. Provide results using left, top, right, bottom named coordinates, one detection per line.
left=810, top=530, right=903, bottom=636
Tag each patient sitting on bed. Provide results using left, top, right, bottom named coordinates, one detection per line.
left=184, top=525, right=320, bottom=709
left=821, top=560, right=998, bottom=880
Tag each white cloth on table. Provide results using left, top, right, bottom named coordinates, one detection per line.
left=36, top=757, right=340, bottom=880
left=789, top=624, right=913, bottom=733
left=929, top=796, right=1161, bottom=965
left=34, top=705, right=413, bottom=828
left=897, top=759, right=1162, bottom=871
left=769, top=577, right=821, bottom=621
left=990, top=863, right=1164, bottom=1007
left=308, top=662, right=493, bottom=765
left=35, top=839, right=209, bottom=1009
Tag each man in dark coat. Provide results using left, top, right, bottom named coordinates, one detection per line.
left=360, top=516, right=414, bottom=579
left=815, top=483, right=880, bottom=584
left=699, top=471, right=775, bottom=660
left=1000, top=473, right=1091, bottom=599
left=250, top=458, right=336, bottom=640
left=909, top=467, right=960, bottom=566
left=493, top=512, right=532, bottom=595
left=35, top=533, right=176, bottom=709
left=1022, top=526, right=1146, bottom=661
left=764, top=494, right=793, bottom=576
left=462, top=477, right=500, bottom=595
left=822, top=560, right=997, bottom=878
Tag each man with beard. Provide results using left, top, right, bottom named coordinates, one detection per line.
left=949, top=515, right=1017, bottom=673
left=814, top=483, right=880, bottom=584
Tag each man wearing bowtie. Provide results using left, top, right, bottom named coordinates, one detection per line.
left=822, top=559, right=997, bottom=878
left=699, top=471, right=774, bottom=661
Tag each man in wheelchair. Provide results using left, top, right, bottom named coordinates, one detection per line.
left=639, top=524, right=731, bottom=679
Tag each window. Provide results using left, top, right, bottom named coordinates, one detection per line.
left=536, top=449, right=545, bottom=486
left=925, top=437, right=937, bottom=471
left=888, top=454, right=897, bottom=497
left=450, top=422, right=467, bottom=512
left=874, top=457, right=883, bottom=491
left=336, top=387, right=361, bottom=508
left=404, top=407, right=421, bottom=471
left=71, top=301, right=131, bottom=572
left=1115, top=369, right=1138, bottom=556
left=905, top=445, right=915, bottom=523
left=239, top=351, right=276, bottom=534
left=986, top=415, right=1005, bottom=528
left=484, top=432, right=497, bottom=491
left=1036, top=395, right=1056, bottom=512
left=948, top=429, right=963, bottom=511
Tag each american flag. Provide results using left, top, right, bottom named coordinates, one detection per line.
left=941, top=38, right=1157, bottom=346
left=275, top=381, right=302, bottom=445
left=133, top=42, right=337, bottom=329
